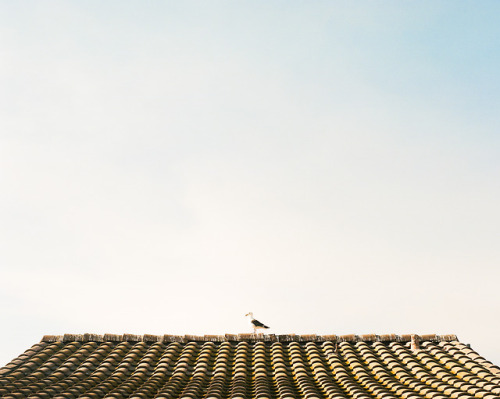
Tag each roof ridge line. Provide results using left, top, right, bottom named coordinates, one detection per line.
left=40, top=333, right=459, bottom=343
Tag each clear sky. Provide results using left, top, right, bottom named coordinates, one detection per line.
left=1, top=1, right=499, bottom=367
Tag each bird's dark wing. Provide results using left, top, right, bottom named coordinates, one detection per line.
left=252, top=319, right=270, bottom=328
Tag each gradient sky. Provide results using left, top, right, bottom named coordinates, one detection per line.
left=1, top=1, right=499, bottom=367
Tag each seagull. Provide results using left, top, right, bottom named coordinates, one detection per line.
left=245, top=312, right=270, bottom=334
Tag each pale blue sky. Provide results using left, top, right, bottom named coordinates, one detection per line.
left=1, top=1, right=499, bottom=367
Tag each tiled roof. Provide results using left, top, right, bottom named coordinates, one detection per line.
left=1, top=334, right=500, bottom=399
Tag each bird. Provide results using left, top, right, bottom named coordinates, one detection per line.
left=245, top=312, right=270, bottom=334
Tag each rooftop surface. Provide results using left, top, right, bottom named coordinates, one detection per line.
left=1, top=333, right=499, bottom=399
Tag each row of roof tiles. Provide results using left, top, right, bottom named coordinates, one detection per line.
left=41, top=334, right=459, bottom=344
left=1, top=334, right=499, bottom=398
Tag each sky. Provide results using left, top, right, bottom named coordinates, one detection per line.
left=0, top=1, right=499, bottom=368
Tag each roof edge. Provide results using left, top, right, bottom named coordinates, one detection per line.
left=40, top=333, right=459, bottom=344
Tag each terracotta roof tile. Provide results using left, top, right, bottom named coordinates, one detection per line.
left=1, top=334, right=499, bottom=398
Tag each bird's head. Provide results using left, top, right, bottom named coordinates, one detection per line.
left=245, top=312, right=253, bottom=318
